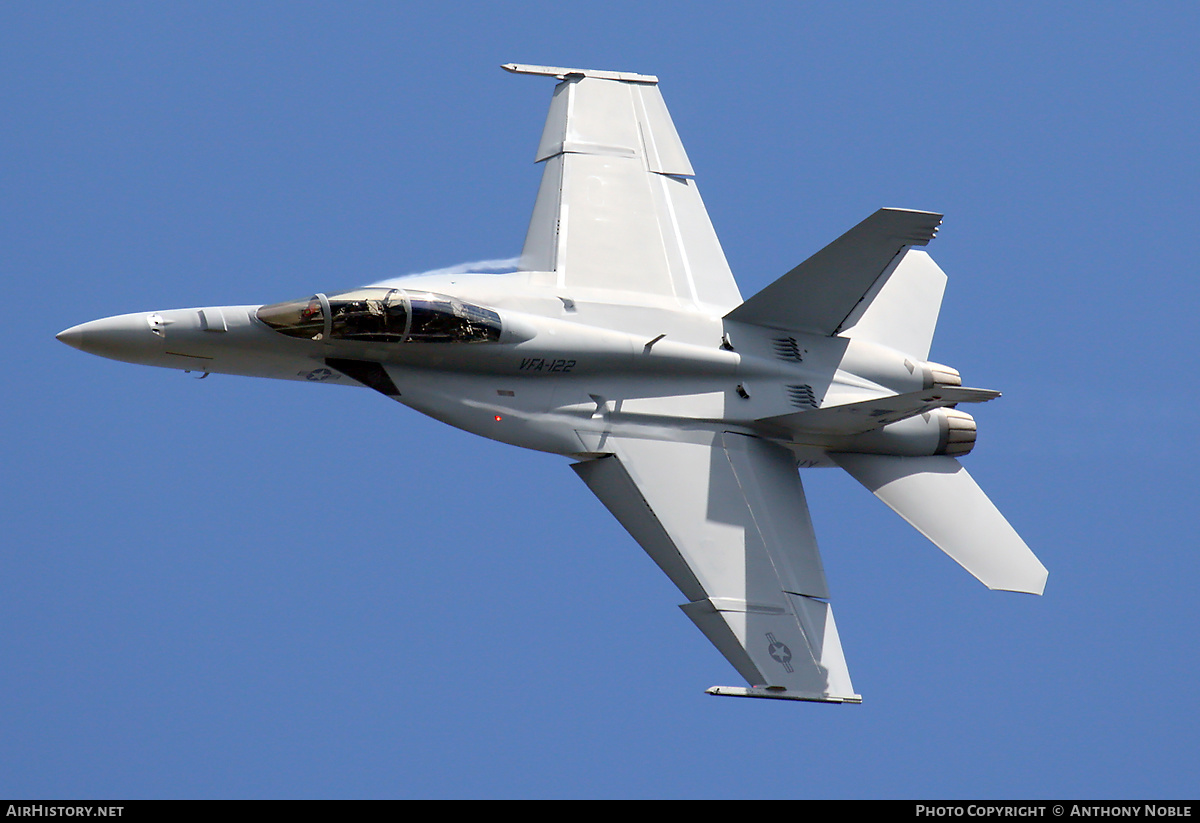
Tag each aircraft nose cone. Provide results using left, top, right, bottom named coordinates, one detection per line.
left=56, top=325, right=87, bottom=351
left=55, top=313, right=168, bottom=364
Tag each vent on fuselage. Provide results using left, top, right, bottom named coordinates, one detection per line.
left=773, top=336, right=804, bottom=363
left=786, top=384, right=817, bottom=409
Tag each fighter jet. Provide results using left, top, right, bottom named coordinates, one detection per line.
left=57, top=64, right=1046, bottom=703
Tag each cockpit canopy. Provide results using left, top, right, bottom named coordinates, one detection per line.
left=256, top=288, right=502, bottom=344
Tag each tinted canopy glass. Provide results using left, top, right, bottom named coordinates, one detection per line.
left=405, top=291, right=502, bottom=343
left=257, top=288, right=501, bottom=344
left=328, top=288, right=408, bottom=342
left=256, top=295, right=325, bottom=340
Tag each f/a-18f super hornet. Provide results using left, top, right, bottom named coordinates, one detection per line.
left=58, top=64, right=1047, bottom=703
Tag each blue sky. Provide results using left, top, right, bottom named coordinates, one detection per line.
left=4, top=2, right=1198, bottom=799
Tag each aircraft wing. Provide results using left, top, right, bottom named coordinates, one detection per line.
left=505, top=64, right=743, bottom=312
left=572, top=431, right=860, bottom=703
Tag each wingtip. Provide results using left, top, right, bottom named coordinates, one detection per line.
left=880, top=207, right=944, bottom=229
left=705, top=685, right=863, bottom=704
left=500, top=63, right=659, bottom=84
left=989, top=569, right=1048, bottom=596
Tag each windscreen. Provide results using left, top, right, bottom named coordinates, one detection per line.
left=256, top=295, right=325, bottom=340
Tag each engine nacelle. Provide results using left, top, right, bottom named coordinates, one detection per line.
left=836, top=407, right=977, bottom=457
left=939, top=408, right=977, bottom=457
left=925, top=360, right=962, bottom=388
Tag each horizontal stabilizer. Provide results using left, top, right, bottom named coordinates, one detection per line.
left=761, top=387, right=1000, bottom=437
left=726, top=208, right=942, bottom=335
left=831, top=454, right=1047, bottom=594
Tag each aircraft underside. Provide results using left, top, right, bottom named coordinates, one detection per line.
left=57, top=62, right=1046, bottom=703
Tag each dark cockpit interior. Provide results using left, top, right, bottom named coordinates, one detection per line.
left=257, top=288, right=502, bottom=344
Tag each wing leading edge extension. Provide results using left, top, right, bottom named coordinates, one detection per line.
left=572, top=432, right=860, bottom=703
left=505, top=64, right=742, bottom=312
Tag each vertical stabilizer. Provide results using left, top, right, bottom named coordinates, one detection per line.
left=837, top=249, right=947, bottom=361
